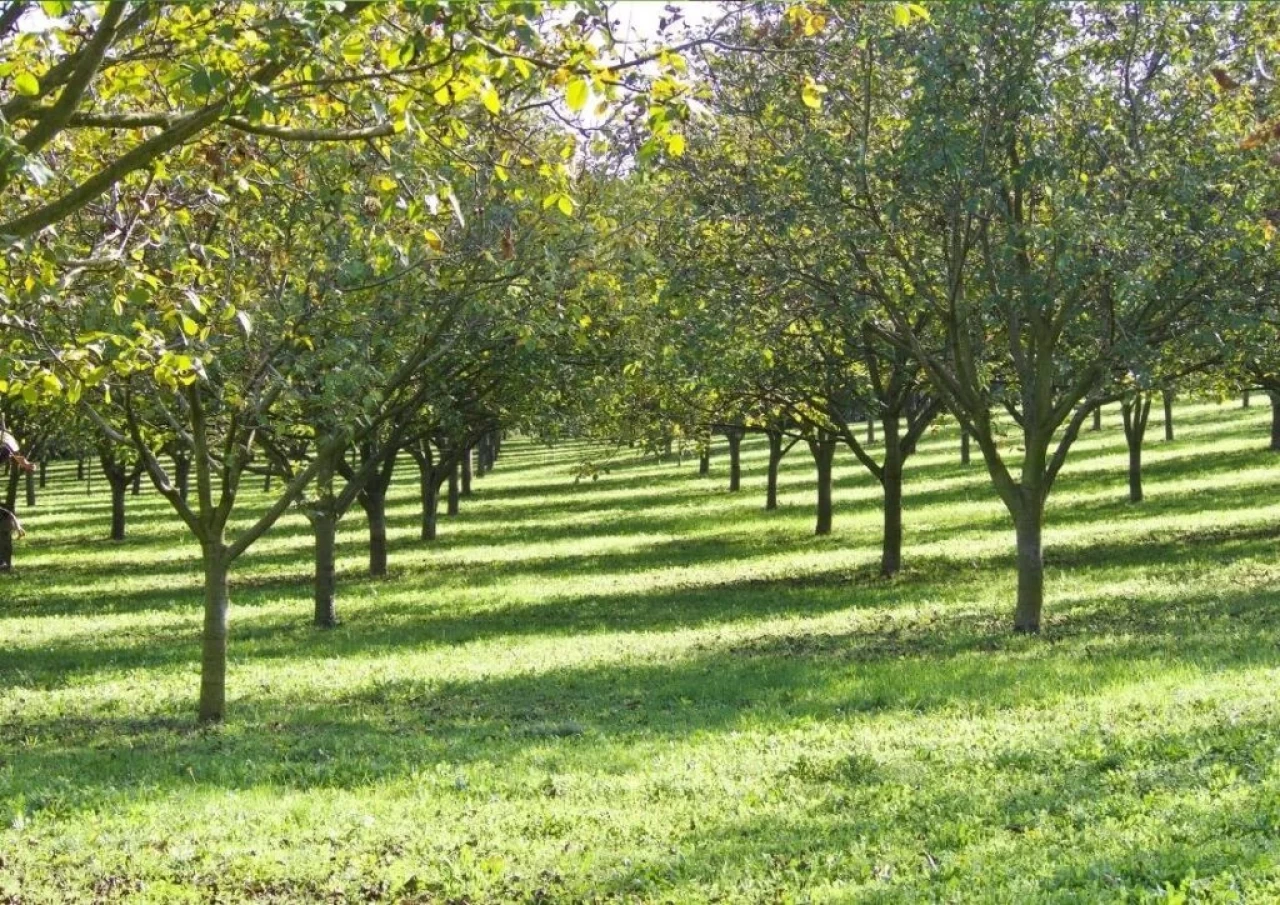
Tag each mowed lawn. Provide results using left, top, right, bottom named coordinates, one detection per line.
left=2, top=401, right=1280, bottom=904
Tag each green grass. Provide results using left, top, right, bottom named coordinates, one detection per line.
left=3, top=401, right=1280, bottom=903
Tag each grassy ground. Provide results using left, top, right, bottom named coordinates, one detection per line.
left=2, top=401, right=1279, bottom=903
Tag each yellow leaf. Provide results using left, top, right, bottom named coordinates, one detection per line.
left=557, top=194, right=575, bottom=216
left=481, top=85, right=501, bottom=115
left=801, top=77, right=826, bottom=110
left=566, top=77, right=589, bottom=113
left=424, top=228, right=443, bottom=252
left=666, top=133, right=686, bottom=156
left=433, top=84, right=451, bottom=106
left=13, top=72, right=39, bottom=96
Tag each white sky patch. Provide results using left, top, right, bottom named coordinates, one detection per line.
left=608, top=1, right=725, bottom=44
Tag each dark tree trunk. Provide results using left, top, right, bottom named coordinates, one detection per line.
left=476, top=436, right=489, bottom=478
left=726, top=429, right=742, bottom=492
left=1092, top=408, right=1102, bottom=431
left=311, top=508, right=338, bottom=628
left=866, top=419, right=875, bottom=444
left=38, top=458, right=47, bottom=489
left=174, top=455, right=191, bottom=502
left=76, top=457, right=84, bottom=481
left=1270, top=392, right=1280, bottom=452
left=1243, top=390, right=1251, bottom=409
left=24, top=469, right=34, bottom=508
left=0, top=530, right=10, bottom=571
left=880, top=428, right=904, bottom=577
left=362, top=488, right=389, bottom=577
left=461, top=446, right=473, bottom=496
left=960, top=429, right=971, bottom=465
left=414, top=454, right=443, bottom=542
left=1013, top=505, right=1044, bottom=633
left=110, top=479, right=127, bottom=541
left=765, top=430, right=783, bottom=511
left=263, top=473, right=272, bottom=493
left=447, top=461, right=460, bottom=516
left=699, top=450, right=710, bottom=476
left=1162, top=389, right=1174, bottom=442
left=131, top=467, right=142, bottom=496
left=1121, top=393, right=1151, bottom=504
left=198, top=544, right=230, bottom=724
left=809, top=433, right=836, bottom=536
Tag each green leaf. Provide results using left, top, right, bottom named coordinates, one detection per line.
left=557, top=194, right=575, bottom=216
left=13, top=72, right=39, bottom=97
left=566, top=78, right=589, bottom=113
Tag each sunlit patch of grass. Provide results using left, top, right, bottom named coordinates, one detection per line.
left=2, top=400, right=1279, bottom=902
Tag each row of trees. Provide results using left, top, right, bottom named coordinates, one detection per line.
left=2, top=1, right=1278, bottom=722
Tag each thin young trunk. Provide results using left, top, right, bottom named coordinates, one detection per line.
left=1243, top=390, right=1251, bottom=409
left=263, top=473, right=272, bottom=493
left=447, top=462, right=460, bottom=516
left=38, top=459, right=47, bottom=489
left=727, top=429, right=742, bottom=492
left=461, top=446, right=473, bottom=496
left=765, top=430, right=782, bottom=511
left=809, top=433, right=835, bottom=536
left=311, top=508, right=338, bottom=628
left=1271, top=392, right=1280, bottom=452
left=1013, top=504, right=1044, bottom=634
left=1162, top=389, right=1174, bottom=442
left=0, top=529, right=10, bottom=571
left=866, top=419, right=875, bottom=444
left=76, top=457, right=84, bottom=482
left=131, top=467, right=142, bottom=496
left=198, top=543, right=231, bottom=724
left=24, top=469, right=34, bottom=508
left=880, top=427, right=904, bottom=577
left=699, top=450, right=710, bottom=476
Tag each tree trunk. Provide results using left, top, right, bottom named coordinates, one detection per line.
left=765, top=430, right=783, bottom=511
left=131, top=468, right=142, bottom=496
left=1121, top=394, right=1150, bottom=504
left=960, top=429, right=970, bottom=465
left=1092, top=408, right=1102, bottom=431
left=1271, top=392, right=1280, bottom=452
left=699, top=450, right=710, bottom=476
left=415, top=455, right=441, bottom=542
left=1162, top=389, right=1174, bottom=442
left=1013, top=506, right=1044, bottom=634
left=311, top=508, right=338, bottom=628
left=880, top=439, right=904, bottom=577
left=727, top=429, right=742, bottom=492
left=809, top=434, right=836, bottom=536
left=866, top=419, right=875, bottom=444
left=24, top=469, right=34, bottom=508
left=0, top=529, right=10, bottom=571
left=76, top=457, right=84, bottom=481
left=198, top=545, right=231, bottom=724
left=363, top=488, right=388, bottom=577
left=174, top=455, right=191, bottom=502
left=447, top=462, right=460, bottom=516
left=461, top=446, right=473, bottom=496
left=263, top=473, right=272, bottom=493
left=110, top=478, right=127, bottom=541
left=1243, top=390, right=1251, bottom=409
left=38, top=459, right=47, bottom=489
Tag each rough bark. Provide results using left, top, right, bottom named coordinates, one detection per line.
left=1162, top=388, right=1174, bottom=442
left=1092, top=408, right=1102, bottom=431
left=362, top=488, right=388, bottom=577
left=880, top=434, right=904, bottom=577
left=24, top=469, right=34, bottom=508
left=461, top=445, right=473, bottom=496
left=960, top=429, right=971, bottom=465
